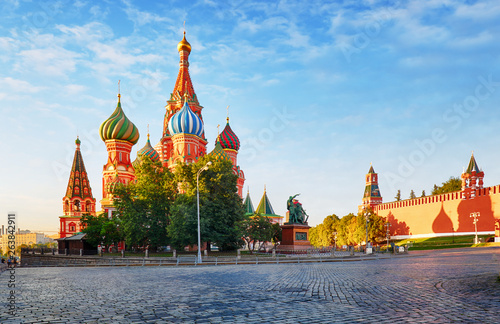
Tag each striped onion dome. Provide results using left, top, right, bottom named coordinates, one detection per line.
left=99, top=95, right=140, bottom=145
left=217, top=118, right=240, bottom=151
left=167, top=100, right=204, bottom=137
left=137, top=135, right=160, bottom=162
left=209, top=141, right=232, bottom=162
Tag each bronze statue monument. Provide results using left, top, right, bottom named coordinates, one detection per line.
left=286, top=194, right=309, bottom=224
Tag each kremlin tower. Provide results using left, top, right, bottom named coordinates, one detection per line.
left=358, top=164, right=382, bottom=213
left=59, top=137, right=96, bottom=238
left=99, top=93, right=140, bottom=216
left=461, top=152, right=484, bottom=199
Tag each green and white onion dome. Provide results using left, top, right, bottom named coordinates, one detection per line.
left=99, top=95, right=140, bottom=145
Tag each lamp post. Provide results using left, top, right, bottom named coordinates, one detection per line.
left=364, top=211, right=370, bottom=253
left=197, top=161, right=212, bottom=264
left=332, top=232, right=338, bottom=251
left=470, top=212, right=480, bottom=244
left=385, top=222, right=391, bottom=252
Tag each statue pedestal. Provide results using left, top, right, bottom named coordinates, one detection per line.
left=278, top=223, right=311, bottom=252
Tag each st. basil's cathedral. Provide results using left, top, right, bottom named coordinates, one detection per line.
left=59, top=32, right=245, bottom=237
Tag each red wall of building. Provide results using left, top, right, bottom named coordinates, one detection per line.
left=375, top=186, right=500, bottom=238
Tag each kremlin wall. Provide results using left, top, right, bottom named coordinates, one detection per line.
left=360, top=155, right=500, bottom=241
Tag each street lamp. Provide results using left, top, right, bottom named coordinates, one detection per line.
left=197, top=161, right=212, bottom=264
left=364, top=211, right=370, bottom=253
left=332, top=232, right=338, bottom=251
left=470, top=212, right=480, bottom=244
left=385, top=222, right=391, bottom=252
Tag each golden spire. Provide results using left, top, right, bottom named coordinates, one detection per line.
left=217, top=124, right=220, bottom=135
left=226, top=105, right=230, bottom=123
left=177, top=30, right=192, bottom=53
left=147, top=124, right=150, bottom=140
left=118, top=80, right=121, bottom=102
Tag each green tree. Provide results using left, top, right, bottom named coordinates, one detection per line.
left=395, top=190, right=401, bottom=201
left=114, top=157, right=176, bottom=250
left=81, top=213, right=122, bottom=248
left=239, top=215, right=275, bottom=254
left=431, top=176, right=462, bottom=195
left=310, top=214, right=340, bottom=247
left=169, top=156, right=246, bottom=252
left=421, top=190, right=426, bottom=197
left=409, top=190, right=416, bottom=199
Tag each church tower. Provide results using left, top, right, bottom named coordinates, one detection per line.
left=359, top=164, right=382, bottom=213
left=216, top=117, right=245, bottom=197
left=461, top=152, right=484, bottom=199
left=161, top=32, right=207, bottom=167
left=60, top=137, right=96, bottom=238
left=99, top=93, right=140, bottom=216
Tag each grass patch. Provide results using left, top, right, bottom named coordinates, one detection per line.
left=394, top=235, right=494, bottom=251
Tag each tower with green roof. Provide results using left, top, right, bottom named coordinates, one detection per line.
left=99, top=93, right=140, bottom=215
left=461, top=152, right=484, bottom=199
left=252, top=187, right=284, bottom=224
left=60, top=137, right=96, bottom=238
left=358, top=164, right=382, bottom=213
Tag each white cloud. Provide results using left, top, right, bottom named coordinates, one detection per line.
left=449, top=31, right=494, bottom=48
left=121, top=0, right=173, bottom=26
left=16, top=47, right=81, bottom=77
left=454, top=0, right=500, bottom=20
left=64, top=84, right=87, bottom=95
left=0, top=77, right=45, bottom=93
left=57, top=22, right=114, bottom=43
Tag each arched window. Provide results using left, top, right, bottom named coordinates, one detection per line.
left=68, top=222, right=76, bottom=232
left=74, top=200, right=80, bottom=211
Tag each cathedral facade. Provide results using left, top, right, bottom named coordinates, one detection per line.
left=59, top=33, right=245, bottom=237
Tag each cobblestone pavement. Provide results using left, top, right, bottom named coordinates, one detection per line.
left=1, top=247, right=499, bottom=323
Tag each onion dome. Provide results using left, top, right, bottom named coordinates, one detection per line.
left=168, top=100, right=204, bottom=137
left=75, top=137, right=81, bottom=145
left=106, top=173, right=121, bottom=196
left=209, top=141, right=232, bottom=162
left=136, top=134, right=160, bottom=162
left=217, top=117, right=240, bottom=151
left=100, top=94, right=140, bottom=145
left=177, top=31, right=191, bottom=53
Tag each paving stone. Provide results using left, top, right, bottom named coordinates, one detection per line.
left=0, top=247, right=499, bottom=323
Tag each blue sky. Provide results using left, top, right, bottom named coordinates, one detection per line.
left=1, top=0, right=500, bottom=234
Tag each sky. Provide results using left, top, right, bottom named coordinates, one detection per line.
left=1, top=0, right=500, bottom=234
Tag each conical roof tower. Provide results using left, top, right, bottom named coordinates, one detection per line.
left=461, top=152, right=484, bottom=199
left=160, top=32, right=207, bottom=168
left=358, top=164, right=382, bottom=213
left=254, top=187, right=283, bottom=224
left=243, top=189, right=255, bottom=216
left=60, top=137, right=96, bottom=238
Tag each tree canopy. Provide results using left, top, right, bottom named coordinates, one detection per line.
left=310, top=209, right=386, bottom=248
left=83, top=155, right=245, bottom=252
left=239, top=214, right=281, bottom=254
left=169, top=156, right=246, bottom=251
left=431, top=176, right=462, bottom=195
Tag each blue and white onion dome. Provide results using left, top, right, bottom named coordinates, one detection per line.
left=167, top=101, right=204, bottom=137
